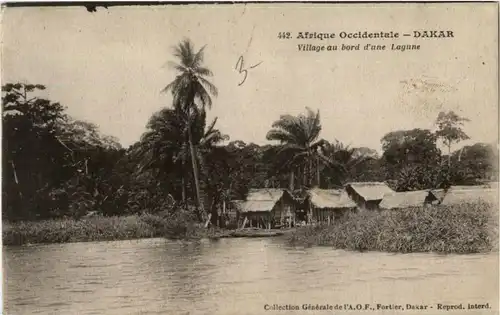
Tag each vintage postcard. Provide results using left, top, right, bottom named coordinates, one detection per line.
left=1, top=2, right=498, bottom=315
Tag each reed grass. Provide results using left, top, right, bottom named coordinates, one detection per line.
left=288, top=201, right=499, bottom=254
left=2, top=212, right=212, bottom=246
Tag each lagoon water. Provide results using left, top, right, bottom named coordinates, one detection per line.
left=3, top=238, right=499, bottom=315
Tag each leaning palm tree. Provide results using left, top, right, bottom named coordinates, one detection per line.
left=133, top=106, right=189, bottom=202
left=133, top=106, right=227, bottom=219
left=266, top=107, right=337, bottom=189
left=162, top=38, right=218, bottom=217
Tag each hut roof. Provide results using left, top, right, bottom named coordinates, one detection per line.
left=308, top=188, right=357, bottom=209
left=379, top=190, right=431, bottom=210
left=345, top=182, right=395, bottom=201
left=239, top=189, right=291, bottom=213
left=449, top=185, right=490, bottom=190
left=486, top=182, right=499, bottom=190
left=429, top=189, right=446, bottom=202
left=440, top=188, right=498, bottom=206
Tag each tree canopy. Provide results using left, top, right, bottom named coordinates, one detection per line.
left=2, top=42, right=494, bottom=224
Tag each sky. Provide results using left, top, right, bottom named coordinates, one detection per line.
left=1, top=3, right=498, bottom=152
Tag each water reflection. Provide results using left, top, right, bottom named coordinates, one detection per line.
left=3, top=238, right=499, bottom=315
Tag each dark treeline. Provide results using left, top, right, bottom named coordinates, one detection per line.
left=3, top=40, right=498, bottom=225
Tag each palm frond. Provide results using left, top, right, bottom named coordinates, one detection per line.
left=167, top=61, right=188, bottom=73
left=266, top=129, right=297, bottom=144
left=196, top=67, right=214, bottom=77
left=192, top=45, right=206, bottom=68
left=172, top=38, right=195, bottom=67
left=197, top=76, right=218, bottom=97
left=161, top=76, right=182, bottom=94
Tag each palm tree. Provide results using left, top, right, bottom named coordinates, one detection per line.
left=319, top=141, right=374, bottom=186
left=133, top=106, right=227, bottom=219
left=162, top=39, right=218, bottom=217
left=134, top=106, right=188, bottom=199
left=266, top=107, right=334, bottom=189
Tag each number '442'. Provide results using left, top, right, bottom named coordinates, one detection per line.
left=278, top=32, right=291, bottom=39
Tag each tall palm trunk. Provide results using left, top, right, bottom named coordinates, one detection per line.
left=302, top=165, right=307, bottom=189
left=447, top=143, right=452, bottom=166
left=181, top=177, right=186, bottom=203
left=289, top=171, right=295, bottom=191
left=187, top=124, right=204, bottom=221
left=309, top=156, right=313, bottom=186
left=316, top=155, right=320, bottom=187
left=10, top=160, right=19, bottom=185
left=181, top=159, right=187, bottom=203
left=458, top=147, right=464, bottom=162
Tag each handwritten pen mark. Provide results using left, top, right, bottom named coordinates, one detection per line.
left=235, top=56, right=262, bottom=86
left=244, top=25, right=256, bottom=54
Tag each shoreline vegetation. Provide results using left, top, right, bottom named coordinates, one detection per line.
left=288, top=201, right=499, bottom=254
left=4, top=200, right=498, bottom=255
left=2, top=212, right=287, bottom=246
left=2, top=212, right=211, bottom=246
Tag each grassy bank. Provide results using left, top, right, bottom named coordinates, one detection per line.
left=2, top=212, right=221, bottom=246
left=288, top=202, right=499, bottom=254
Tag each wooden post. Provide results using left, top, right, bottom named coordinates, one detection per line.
left=241, top=216, right=248, bottom=229
left=327, top=213, right=331, bottom=225
left=204, top=213, right=212, bottom=228
left=308, top=200, right=313, bottom=225
left=310, top=207, right=313, bottom=226
left=281, top=198, right=285, bottom=228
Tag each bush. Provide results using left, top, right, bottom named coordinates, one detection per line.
left=288, top=201, right=498, bottom=254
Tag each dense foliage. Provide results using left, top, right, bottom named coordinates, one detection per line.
left=3, top=81, right=497, bottom=223
left=2, top=83, right=497, bottom=222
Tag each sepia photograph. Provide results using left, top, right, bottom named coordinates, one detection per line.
left=1, top=2, right=499, bottom=315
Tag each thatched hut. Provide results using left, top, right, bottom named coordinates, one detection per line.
left=238, top=189, right=297, bottom=229
left=303, top=188, right=357, bottom=224
left=448, top=185, right=491, bottom=190
left=379, top=190, right=437, bottom=210
left=486, top=182, right=499, bottom=190
left=344, top=182, right=395, bottom=210
left=429, top=185, right=498, bottom=206
left=439, top=188, right=498, bottom=206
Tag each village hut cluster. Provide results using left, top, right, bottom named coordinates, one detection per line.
left=233, top=182, right=498, bottom=229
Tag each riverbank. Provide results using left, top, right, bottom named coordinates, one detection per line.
left=2, top=213, right=219, bottom=246
left=3, top=213, right=292, bottom=246
left=288, top=202, right=499, bottom=254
